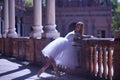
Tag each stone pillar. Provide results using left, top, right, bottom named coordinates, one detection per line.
left=0, top=5, right=3, bottom=38
left=15, top=17, right=21, bottom=37
left=30, top=0, right=43, bottom=39
left=7, top=0, right=18, bottom=38
left=113, top=30, right=120, bottom=80
left=44, top=0, right=60, bottom=39
left=0, top=17, right=2, bottom=38
left=3, top=0, right=9, bottom=38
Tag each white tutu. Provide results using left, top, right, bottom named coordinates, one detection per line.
left=55, top=41, right=79, bottom=69
left=42, top=36, right=79, bottom=69
left=42, top=37, right=67, bottom=58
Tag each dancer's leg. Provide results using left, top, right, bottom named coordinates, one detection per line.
left=37, top=57, right=51, bottom=77
left=50, top=57, right=60, bottom=77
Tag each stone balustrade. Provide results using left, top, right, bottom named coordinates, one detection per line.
left=0, top=30, right=120, bottom=80
left=0, top=37, right=53, bottom=64
left=81, top=38, right=114, bottom=80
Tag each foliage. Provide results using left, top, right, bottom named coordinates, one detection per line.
left=112, top=1, right=120, bottom=32
left=24, top=0, right=33, bottom=7
left=111, top=0, right=118, bottom=12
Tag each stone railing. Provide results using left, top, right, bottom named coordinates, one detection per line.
left=0, top=37, right=53, bottom=64
left=80, top=38, right=114, bottom=80
left=79, top=30, right=120, bottom=80
left=0, top=30, right=120, bottom=80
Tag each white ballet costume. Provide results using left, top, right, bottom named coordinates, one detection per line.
left=42, top=31, right=79, bottom=69
left=42, top=37, right=67, bottom=59
left=55, top=31, right=79, bottom=69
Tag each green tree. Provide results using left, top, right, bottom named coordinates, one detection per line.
left=111, top=0, right=118, bottom=16
left=112, top=0, right=120, bottom=34
left=24, top=0, right=33, bottom=7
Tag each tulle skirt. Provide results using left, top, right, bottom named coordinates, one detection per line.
left=42, top=37, right=67, bottom=58
left=42, top=37, right=79, bottom=69
left=55, top=41, right=79, bottom=69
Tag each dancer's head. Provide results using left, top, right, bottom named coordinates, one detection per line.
left=75, top=22, right=84, bottom=34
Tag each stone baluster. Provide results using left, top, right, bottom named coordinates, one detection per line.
left=98, top=46, right=103, bottom=78
left=103, top=46, right=107, bottom=79
left=89, top=46, right=93, bottom=73
left=93, top=45, right=97, bottom=76
left=108, top=46, right=113, bottom=80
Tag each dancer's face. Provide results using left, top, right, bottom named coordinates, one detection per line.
left=75, top=24, right=84, bottom=34
left=75, top=25, right=81, bottom=32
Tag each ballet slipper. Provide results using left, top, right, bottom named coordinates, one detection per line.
left=37, top=68, right=45, bottom=77
left=52, top=65, right=60, bottom=77
left=53, top=66, right=60, bottom=77
left=55, top=71, right=60, bottom=77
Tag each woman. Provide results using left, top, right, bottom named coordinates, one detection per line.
left=55, top=22, right=93, bottom=70
left=37, top=37, right=67, bottom=77
left=37, top=21, right=93, bottom=77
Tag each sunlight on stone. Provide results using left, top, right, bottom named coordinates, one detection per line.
left=40, top=72, right=55, bottom=78
left=25, top=72, right=55, bottom=80
left=9, top=57, right=16, bottom=60
left=0, top=59, right=22, bottom=74
left=0, top=59, right=22, bottom=66
left=21, top=61, right=30, bottom=65
left=0, top=69, right=31, bottom=80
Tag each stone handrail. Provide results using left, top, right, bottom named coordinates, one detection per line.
left=0, top=30, right=120, bottom=80
left=81, top=38, right=114, bottom=80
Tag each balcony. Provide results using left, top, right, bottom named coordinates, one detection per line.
left=0, top=32, right=120, bottom=80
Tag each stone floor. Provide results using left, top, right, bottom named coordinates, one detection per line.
left=0, top=54, right=90, bottom=80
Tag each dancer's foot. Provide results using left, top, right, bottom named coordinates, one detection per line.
left=55, top=71, right=60, bottom=77
left=37, top=68, right=44, bottom=77
left=37, top=58, right=51, bottom=77
left=54, top=68, right=61, bottom=77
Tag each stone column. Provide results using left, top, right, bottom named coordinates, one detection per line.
left=30, top=0, right=43, bottom=39
left=44, top=0, right=60, bottom=39
left=0, top=5, right=2, bottom=38
left=7, top=0, right=18, bottom=38
left=3, top=0, right=9, bottom=38
left=113, top=30, right=120, bottom=80
left=0, top=5, right=3, bottom=38
left=0, top=17, right=2, bottom=38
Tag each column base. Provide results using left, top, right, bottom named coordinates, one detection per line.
left=7, top=31, right=18, bottom=38
left=3, top=32, right=8, bottom=38
left=29, top=31, right=42, bottom=39
left=44, top=32, right=60, bottom=39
